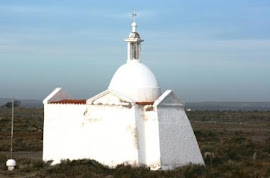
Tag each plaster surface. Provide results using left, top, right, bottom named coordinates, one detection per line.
left=109, top=60, right=161, bottom=102
left=43, top=89, right=204, bottom=169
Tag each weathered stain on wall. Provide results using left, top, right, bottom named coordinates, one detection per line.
left=126, top=125, right=138, bottom=149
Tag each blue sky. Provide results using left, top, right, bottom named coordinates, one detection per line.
left=0, top=0, right=269, bottom=102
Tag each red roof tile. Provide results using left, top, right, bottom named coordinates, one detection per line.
left=50, top=99, right=86, bottom=104
left=136, top=101, right=154, bottom=105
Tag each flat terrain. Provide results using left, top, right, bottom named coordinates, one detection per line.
left=0, top=107, right=269, bottom=177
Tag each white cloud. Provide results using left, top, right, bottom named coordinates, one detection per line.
left=0, top=5, right=58, bottom=15
left=0, top=4, right=160, bottom=21
left=0, top=5, right=155, bottom=19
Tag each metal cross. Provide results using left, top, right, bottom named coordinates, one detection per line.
left=132, top=11, right=136, bottom=22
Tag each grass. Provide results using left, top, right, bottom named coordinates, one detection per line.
left=0, top=107, right=270, bottom=177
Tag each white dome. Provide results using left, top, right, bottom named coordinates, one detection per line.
left=109, top=60, right=161, bottom=102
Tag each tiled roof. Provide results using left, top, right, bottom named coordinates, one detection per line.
left=49, top=100, right=154, bottom=105
left=50, top=99, right=86, bottom=104
left=136, top=101, right=154, bottom=105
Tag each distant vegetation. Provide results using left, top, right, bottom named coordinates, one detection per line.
left=0, top=107, right=269, bottom=177
left=1, top=98, right=270, bottom=110
left=185, top=102, right=270, bottom=111
left=1, top=100, right=21, bottom=108
left=0, top=98, right=42, bottom=108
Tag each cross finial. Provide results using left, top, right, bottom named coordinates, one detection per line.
left=132, top=11, right=136, bottom=22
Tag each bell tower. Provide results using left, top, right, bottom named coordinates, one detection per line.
left=125, top=11, right=144, bottom=61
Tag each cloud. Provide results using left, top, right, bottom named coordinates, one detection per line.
left=0, top=4, right=160, bottom=21
left=0, top=5, right=156, bottom=20
left=0, top=5, right=57, bottom=15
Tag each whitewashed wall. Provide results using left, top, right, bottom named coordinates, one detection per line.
left=134, top=105, right=146, bottom=165
left=43, top=104, right=86, bottom=163
left=43, top=89, right=204, bottom=170
left=82, top=104, right=139, bottom=166
left=156, top=106, right=205, bottom=169
left=44, top=103, right=139, bottom=166
left=142, top=105, right=161, bottom=169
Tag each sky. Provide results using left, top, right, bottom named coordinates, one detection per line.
left=0, top=0, right=269, bottom=102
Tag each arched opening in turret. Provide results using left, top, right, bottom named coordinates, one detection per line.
left=131, top=42, right=140, bottom=60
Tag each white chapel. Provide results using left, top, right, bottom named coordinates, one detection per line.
left=43, top=12, right=204, bottom=170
